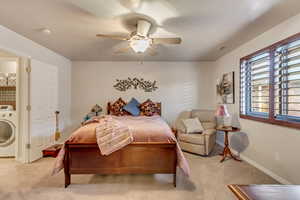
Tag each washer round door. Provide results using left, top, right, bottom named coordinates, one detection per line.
left=0, top=120, right=15, bottom=147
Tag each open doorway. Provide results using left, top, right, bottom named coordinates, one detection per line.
left=0, top=49, right=19, bottom=159
left=0, top=48, right=62, bottom=164
left=0, top=49, right=58, bottom=163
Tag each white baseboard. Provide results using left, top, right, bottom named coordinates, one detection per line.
left=216, top=140, right=292, bottom=185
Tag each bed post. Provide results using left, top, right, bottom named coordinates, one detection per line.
left=173, top=172, right=177, bottom=187
left=107, top=102, right=111, bottom=115
left=157, top=102, right=162, bottom=116
left=173, top=146, right=177, bottom=187
left=64, top=143, right=71, bottom=188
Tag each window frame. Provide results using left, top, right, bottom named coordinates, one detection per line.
left=240, top=32, right=300, bottom=129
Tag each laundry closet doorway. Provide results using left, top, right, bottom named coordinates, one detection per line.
left=0, top=48, right=59, bottom=163
left=0, top=50, right=20, bottom=160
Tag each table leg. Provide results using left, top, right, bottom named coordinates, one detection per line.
left=228, top=148, right=242, bottom=162
left=220, top=131, right=241, bottom=162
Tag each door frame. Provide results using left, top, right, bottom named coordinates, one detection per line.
left=17, top=57, right=31, bottom=163
left=0, top=48, right=31, bottom=163
left=0, top=56, right=21, bottom=160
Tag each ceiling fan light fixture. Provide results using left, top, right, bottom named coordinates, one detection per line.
left=96, top=18, right=181, bottom=56
left=130, top=38, right=151, bottom=53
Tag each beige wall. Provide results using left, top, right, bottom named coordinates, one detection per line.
left=213, top=13, right=300, bottom=184
left=71, top=61, right=215, bottom=126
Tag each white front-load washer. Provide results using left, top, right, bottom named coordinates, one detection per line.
left=0, top=111, right=16, bottom=157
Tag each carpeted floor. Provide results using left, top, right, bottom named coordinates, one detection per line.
left=0, top=145, right=278, bottom=200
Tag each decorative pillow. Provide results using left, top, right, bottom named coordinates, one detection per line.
left=182, top=118, right=204, bottom=134
left=123, top=98, right=141, bottom=116
left=140, top=99, right=160, bottom=116
left=110, top=98, right=129, bottom=116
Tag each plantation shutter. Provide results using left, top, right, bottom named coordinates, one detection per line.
left=240, top=52, right=270, bottom=116
left=240, top=61, right=247, bottom=115
left=274, top=39, right=300, bottom=120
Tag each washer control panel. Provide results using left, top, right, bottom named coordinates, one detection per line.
left=1, top=112, right=15, bottom=118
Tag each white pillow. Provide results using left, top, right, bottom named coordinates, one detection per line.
left=182, top=118, right=204, bottom=134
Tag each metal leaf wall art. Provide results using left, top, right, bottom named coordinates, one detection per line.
left=114, top=78, right=158, bottom=92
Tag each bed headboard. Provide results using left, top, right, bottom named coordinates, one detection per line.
left=107, top=101, right=161, bottom=116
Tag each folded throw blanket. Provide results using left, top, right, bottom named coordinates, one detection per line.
left=52, top=116, right=133, bottom=175
left=95, top=116, right=133, bottom=155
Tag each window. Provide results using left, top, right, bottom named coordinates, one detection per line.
left=240, top=33, right=300, bottom=129
left=275, top=40, right=300, bottom=121
left=241, top=52, right=270, bottom=117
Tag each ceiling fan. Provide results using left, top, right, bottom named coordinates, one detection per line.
left=96, top=19, right=182, bottom=55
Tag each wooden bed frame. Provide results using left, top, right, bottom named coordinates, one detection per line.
left=64, top=101, right=177, bottom=188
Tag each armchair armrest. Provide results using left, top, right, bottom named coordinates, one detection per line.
left=202, top=129, right=216, bottom=136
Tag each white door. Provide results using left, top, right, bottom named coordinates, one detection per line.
left=28, top=59, right=58, bottom=162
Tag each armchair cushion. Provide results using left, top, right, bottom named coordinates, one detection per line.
left=178, top=133, right=204, bottom=145
left=182, top=118, right=204, bottom=133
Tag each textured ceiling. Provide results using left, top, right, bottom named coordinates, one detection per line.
left=1, top=0, right=300, bottom=61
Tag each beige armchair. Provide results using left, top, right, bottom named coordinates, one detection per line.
left=174, top=109, right=216, bottom=156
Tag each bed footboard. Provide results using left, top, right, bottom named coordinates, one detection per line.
left=64, top=142, right=177, bottom=188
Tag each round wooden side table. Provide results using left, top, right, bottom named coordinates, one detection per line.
left=217, top=127, right=242, bottom=163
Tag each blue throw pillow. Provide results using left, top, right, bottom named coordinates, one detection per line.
left=123, top=98, right=140, bottom=116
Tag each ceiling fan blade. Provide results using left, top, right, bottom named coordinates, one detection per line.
left=137, top=20, right=152, bottom=37
left=96, top=34, right=129, bottom=41
left=152, top=37, right=182, bottom=44
left=114, top=46, right=132, bottom=54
